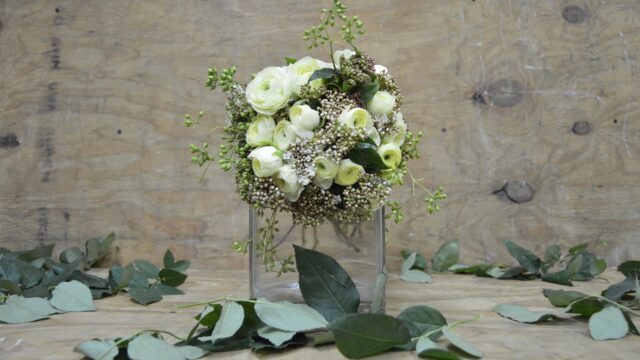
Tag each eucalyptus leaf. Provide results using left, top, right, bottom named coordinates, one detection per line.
left=543, top=289, right=587, bottom=307
left=330, top=313, right=411, bottom=359
left=618, top=261, right=640, bottom=277
left=417, top=337, right=460, bottom=360
left=441, top=325, right=483, bottom=358
left=196, top=304, right=222, bottom=328
left=159, top=269, right=187, bottom=287
left=203, top=302, right=244, bottom=343
left=588, top=306, right=629, bottom=341
left=128, top=333, right=190, bottom=360
left=371, top=268, right=387, bottom=314
left=359, top=80, right=380, bottom=105
left=128, top=287, right=163, bottom=305
left=402, top=252, right=418, bottom=273
left=566, top=297, right=603, bottom=318
left=400, top=270, right=433, bottom=283
left=309, top=68, right=338, bottom=82
left=623, top=312, right=639, bottom=335
left=432, top=240, right=460, bottom=272
left=170, top=260, right=191, bottom=273
left=14, top=259, right=44, bottom=288
left=568, top=242, right=589, bottom=255
left=152, top=283, right=184, bottom=295
left=401, top=250, right=428, bottom=270
left=175, top=345, right=206, bottom=359
left=0, top=279, right=22, bottom=294
left=49, top=280, right=96, bottom=312
left=307, top=330, right=335, bottom=346
left=254, top=298, right=327, bottom=332
left=348, top=142, right=389, bottom=172
left=134, top=260, right=160, bottom=278
left=397, top=305, right=447, bottom=340
left=603, top=275, right=636, bottom=301
left=493, top=304, right=557, bottom=324
left=17, top=243, right=54, bottom=262
left=68, top=270, right=109, bottom=290
left=294, top=245, right=360, bottom=321
left=257, top=327, right=296, bottom=346
left=74, top=339, right=119, bottom=360
left=60, top=246, right=85, bottom=265
left=163, top=249, right=176, bottom=268
left=503, top=240, right=541, bottom=274
left=543, top=244, right=561, bottom=269
left=541, top=269, right=573, bottom=286
left=0, top=295, right=58, bottom=323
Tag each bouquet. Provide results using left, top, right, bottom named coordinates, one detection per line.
left=185, top=1, right=445, bottom=273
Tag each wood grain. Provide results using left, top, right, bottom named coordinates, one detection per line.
left=0, top=0, right=639, bottom=267
left=1, top=268, right=637, bottom=359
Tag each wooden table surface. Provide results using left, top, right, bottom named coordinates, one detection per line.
left=1, top=268, right=637, bottom=359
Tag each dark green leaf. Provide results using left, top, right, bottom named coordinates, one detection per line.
left=618, top=261, right=640, bottom=277
left=90, top=288, right=113, bottom=299
left=623, top=312, right=639, bottom=335
left=133, top=260, right=160, bottom=278
left=543, top=289, right=587, bottom=307
left=163, top=249, right=175, bottom=268
left=68, top=270, right=108, bottom=289
left=294, top=245, right=360, bottom=321
left=128, top=287, right=163, bottom=305
left=543, top=244, right=561, bottom=267
left=330, top=313, right=411, bottom=359
left=503, top=240, right=541, bottom=274
left=108, top=265, right=134, bottom=290
left=59, top=246, right=85, bottom=265
left=568, top=242, right=589, bottom=255
left=494, top=304, right=557, bottom=324
left=159, top=268, right=187, bottom=287
left=417, top=337, right=461, bottom=359
left=0, top=279, right=22, bottom=294
left=284, top=57, right=297, bottom=65
left=401, top=250, right=427, bottom=270
left=397, top=305, right=447, bottom=340
left=497, top=266, right=529, bottom=280
left=452, top=263, right=494, bottom=275
left=0, top=257, right=21, bottom=283
left=567, top=252, right=604, bottom=281
left=152, top=283, right=184, bottom=295
left=567, top=298, right=604, bottom=318
left=17, top=244, right=54, bottom=263
left=196, top=304, right=222, bottom=328
left=348, top=142, right=389, bottom=173
left=603, top=275, right=636, bottom=301
left=14, top=259, right=45, bottom=288
left=308, top=68, right=338, bottom=82
left=432, top=240, right=460, bottom=272
left=249, top=332, right=307, bottom=350
left=359, top=81, right=379, bottom=105
left=541, top=269, right=573, bottom=286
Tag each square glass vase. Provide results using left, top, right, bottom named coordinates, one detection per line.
left=249, top=207, right=386, bottom=313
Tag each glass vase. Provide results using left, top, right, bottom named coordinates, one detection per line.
left=249, top=207, right=386, bottom=312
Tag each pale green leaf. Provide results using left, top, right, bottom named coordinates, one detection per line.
left=201, top=302, right=244, bottom=343
left=417, top=337, right=460, bottom=359
left=255, top=298, right=328, bottom=332
left=73, top=339, right=118, bottom=360
left=400, top=270, right=432, bottom=283
left=49, top=280, right=96, bottom=312
left=401, top=252, right=417, bottom=273
left=127, top=334, right=185, bottom=360
left=494, top=304, right=557, bottom=323
left=0, top=295, right=58, bottom=323
left=441, top=325, right=483, bottom=358
left=257, top=326, right=296, bottom=346
left=588, top=306, right=629, bottom=340
left=371, top=269, right=387, bottom=314
left=175, top=345, right=206, bottom=359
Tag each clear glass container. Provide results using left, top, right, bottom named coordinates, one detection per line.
left=249, top=207, right=385, bottom=312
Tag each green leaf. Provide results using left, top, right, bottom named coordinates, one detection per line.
left=451, top=264, right=495, bottom=275
left=603, top=275, right=636, bottom=301
left=159, top=269, right=187, bottom=287
left=543, top=244, right=561, bottom=268
left=567, top=298, right=604, bottom=318
left=400, top=270, right=432, bottom=283
left=397, top=305, right=447, bottom=339
left=202, top=302, right=244, bottom=343
left=128, top=287, right=163, bottom=305
left=566, top=252, right=605, bottom=280
left=441, top=325, right=483, bottom=358
left=0, top=279, right=22, bottom=295
left=128, top=333, right=202, bottom=360
left=541, top=269, right=573, bottom=286
left=503, top=240, right=541, bottom=274
left=49, top=280, right=96, bottom=312
left=360, top=81, right=380, bottom=105
left=623, top=312, right=639, bottom=335
left=618, top=261, right=640, bottom=277
left=68, top=270, right=109, bottom=290
left=0, top=295, right=58, bottom=323
left=309, top=68, right=338, bottom=82
left=542, top=289, right=587, bottom=307
left=568, top=242, right=589, bottom=255
left=74, top=339, right=119, bottom=360
left=401, top=250, right=427, bottom=270
left=163, top=249, right=176, bottom=268
left=401, top=252, right=417, bottom=273
left=330, top=313, right=411, bottom=359
left=175, top=345, right=206, bottom=359
left=254, top=298, right=327, bottom=332
left=195, top=304, right=222, bottom=328
left=307, top=331, right=335, bottom=346
left=257, top=327, right=297, bottom=347
left=134, top=260, right=160, bottom=278
left=371, top=269, right=387, bottom=314
left=417, top=337, right=461, bottom=359
left=169, top=260, right=191, bottom=273
left=588, top=306, right=629, bottom=340
left=284, top=57, right=297, bottom=65
left=14, top=259, right=45, bottom=288
left=348, top=142, right=389, bottom=172
left=493, top=304, right=557, bottom=324
left=432, top=240, right=460, bottom=272
left=60, top=246, right=85, bottom=265
left=17, top=243, right=54, bottom=262
left=294, top=245, right=360, bottom=321
left=109, top=264, right=134, bottom=290
left=152, top=283, right=184, bottom=295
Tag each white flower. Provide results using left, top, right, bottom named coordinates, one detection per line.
left=288, top=56, right=332, bottom=96
left=337, top=107, right=372, bottom=129
left=335, top=159, right=365, bottom=186
left=275, top=165, right=304, bottom=201
left=367, top=126, right=381, bottom=146
left=333, top=49, right=356, bottom=69
left=245, top=115, right=275, bottom=147
left=382, top=112, right=407, bottom=146
left=367, top=90, right=396, bottom=116
left=374, top=64, right=388, bottom=74
left=313, top=156, right=339, bottom=189
left=245, top=66, right=296, bottom=115
left=289, top=103, right=320, bottom=140
left=247, top=146, right=283, bottom=177
left=377, top=143, right=402, bottom=169
left=273, top=120, right=298, bottom=151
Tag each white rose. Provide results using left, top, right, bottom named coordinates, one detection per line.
left=335, top=159, right=365, bottom=186
left=382, top=112, right=407, bottom=146
left=288, top=56, right=332, bottom=96
left=245, top=115, right=275, bottom=147
left=273, top=120, right=298, bottom=151
left=289, top=103, right=320, bottom=130
left=368, top=126, right=381, bottom=146
left=275, top=165, right=304, bottom=201
left=247, top=146, right=283, bottom=177
left=313, top=156, right=339, bottom=189
left=374, top=64, right=388, bottom=74
left=333, top=49, right=356, bottom=69
left=377, top=143, right=402, bottom=169
left=337, top=107, right=372, bottom=129
left=367, top=90, right=396, bottom=116
left=246, top=66, right=296, bottom=115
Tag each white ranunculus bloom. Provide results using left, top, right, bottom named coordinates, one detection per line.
left=374, top=64, right=388, bottom=74
left=337, top=107, right=372, bottom=129
left=273, top=120, right=298, bottom=151
left=288, top=56, right=332, bottom=96
left=367, top=90, right=396, bottom=116
left=245, top=66, right=296, bottom=115
left=367, top=126, right=381, bottom=146
left=377, top=143, right=402, bottom=169
left=275, top=165, right=304, bottom=201
left=382, top=112, right=407, bottom=146
left=289, top=103, right=320, bottom=131
left=333, top=49, right=356, bottom=69
left=248, top=146, right=283, bottom=177
left=335, top=159, right=365, bottom=186
left=245, top=115, right=275, bottom=147
left=313, top=156, right=339, bottom=189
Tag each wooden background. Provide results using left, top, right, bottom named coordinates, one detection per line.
left=0, top=0, right=639, bottom=268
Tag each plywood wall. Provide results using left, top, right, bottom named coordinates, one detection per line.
left=1, top=0, right=639, bottom=268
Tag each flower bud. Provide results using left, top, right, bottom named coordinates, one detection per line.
left=377, top=143, right=402, bottom=169
left=313, top=156, right=339, bottom=189
left=367, top=90, right=396, bottom=116
left=275, top=165, right=303, bottom=201
left=337, top=107, right=372, bottom=129
left=245, top=115, right=275, bottom=147
left=382, top=112, right=407, bottom=146
left=335, top=159, right=365, bottom=186
left=247, top=146, right=283, bottom=177
left=273, top=120, right=298, bottom=151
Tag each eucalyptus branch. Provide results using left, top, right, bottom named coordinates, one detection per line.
left=411, top=314, right=482, bottom=341
left=566, top=295, right=640, bottom=317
